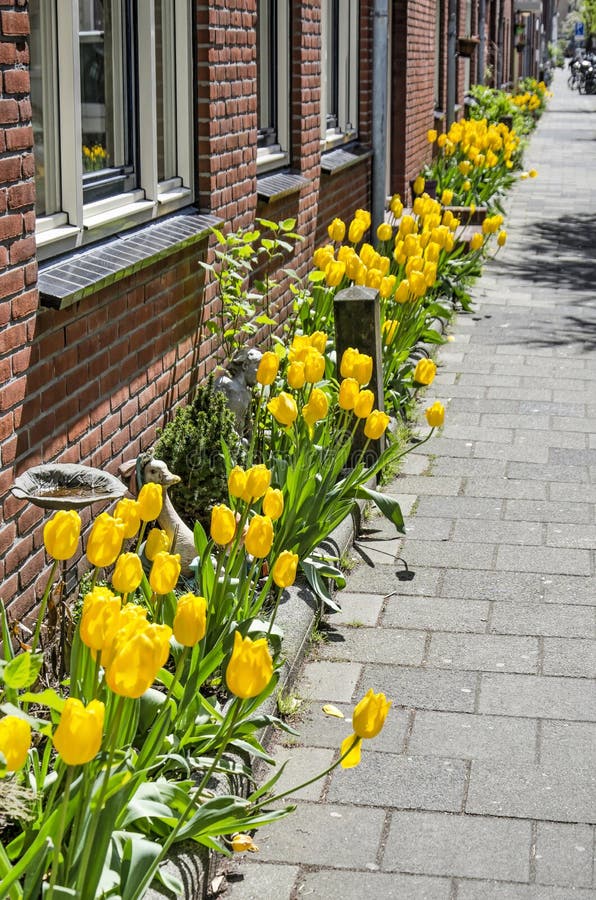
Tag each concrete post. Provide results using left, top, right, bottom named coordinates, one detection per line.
left=333, top=285, right=385, bottom=464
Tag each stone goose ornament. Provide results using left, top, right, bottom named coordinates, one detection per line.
left=135, top=450, right=197, bottom=577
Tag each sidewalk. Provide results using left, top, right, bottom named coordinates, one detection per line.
left=222, top=69, right=596, bottom=900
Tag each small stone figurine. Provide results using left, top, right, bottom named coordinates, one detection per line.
left=212, top=348, right=262, bottom=437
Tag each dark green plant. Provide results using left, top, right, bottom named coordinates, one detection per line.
left=154, top=377, right=245, bottom=531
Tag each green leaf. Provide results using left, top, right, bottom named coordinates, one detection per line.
left=3, top=653, right=43, bottom=690
left=308, top=270, right=326, bottom=282
left=120, top=835, right=162, bottom=900
left=19, top=687, right=65, bottom=714
left=355, top=485, right=405, bottom=533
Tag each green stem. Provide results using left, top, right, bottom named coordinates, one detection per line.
left=30, top=559, right=59, bottom=653
left=46, top=766, right=75, bottom=899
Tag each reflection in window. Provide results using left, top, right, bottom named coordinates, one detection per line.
left=156, top=0, right=178, bottom=181
left=29, top=0, right=59, bottom=217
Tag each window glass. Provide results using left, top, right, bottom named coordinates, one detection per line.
left=29, top=0, right=59, bottom=217
left=156, top=0, right=178, bottom=181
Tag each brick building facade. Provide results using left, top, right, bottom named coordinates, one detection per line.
left=0, top=0, right=528, bottom=622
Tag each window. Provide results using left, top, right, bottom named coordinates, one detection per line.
left=321, top=0, right=359, bottom=147
left=257, top=0, right=290, bottom=172
left=30, top=0, right=194, bottom=259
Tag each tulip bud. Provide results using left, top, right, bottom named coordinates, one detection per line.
left=287, top=361, right=306, bottom=390
left=348, top=218, right=366, bottom=244
left=53, top=698, right=105, bottom=766
left=425, top=401, right=445, bottom=428
left=43, top=509, right=82, bottom=561
left=210, top=504, right=237, bottom=546
left=226, top=631, right=273, bottom=699
left=497, top=230, right=507, bottom=247
left=353, top=390, right=375, bottom=419
left=105, top=623, right=172, bottom=699
left=338, top=378, right=360, bottom=411
left=244, top=514, right=274, bottom=558
left=137, top=483, right=163, bottom=522
left=441, top=188, right=453, bottom=205
left=353, top=354, right=373, bottom=386
left=427, top=129, right=438, bottom=143
left=352, top=688, right=392, bottom=739
left=376, top=222, right=393, bottom=242
left=228, top=466, right=247, bottom=500
left=324, top=259, right=346, bottom=288
left=0, top=715, right=31, bottom=771
left=112, top=552, right=143, bottom=594
left=272, top=550, right=299, bottom=588
left=302, top=388, right=329, bottom=427
left=303, top=350, right=326, bottom=384
left=339, top=347, right=359, bottom=379
left=267, top=392, right=298, bottom=427
left=231, top=833, right=259, bottom=852
left=309, top=331, right=327, bottom=354
left=327, top=217, right=346, bottom=242
left=364, top=410, right=390, bottom=440
left=86, top=512, right=126, bottom=568
left=79, top=586, right=122, bottom=653
left=413, top=358, right=437, bottom=386
left=256, top=351, right=279, bottom=386
left=113, top=498, right=141, bottom=539
left=173, top=593, right=207, bottom=646
left=262, top=487, right=284, bottom=521
left=145, top=527, right=170, bottom=560
left=382, top=319, right=399, bottom=344
left=149, top=551, right=181, bottom=594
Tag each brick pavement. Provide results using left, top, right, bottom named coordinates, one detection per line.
left=222, top=70, right=596, bottom=899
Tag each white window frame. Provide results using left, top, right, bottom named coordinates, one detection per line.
left=256, top=0, right=290, bottom=173
left=321, top=0, right=359, bottom=150
left=33, top=0, right=194, bottom=260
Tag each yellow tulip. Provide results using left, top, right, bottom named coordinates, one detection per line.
left=425, top=401, right=445, bottom=428
left=86, top=513, right=125, bottom=568
left=0, top=715, right=31, bottom=771
left=497, top=230, right=507, bottom=247
left=338, top=377, right=360, bottom=411
left=243, top=465, right=271, bottom=503
left=395, top=279, right=410, bottom=303
left=287, top=361, right=306, bottom=390
left=382, top=319, right=399, bottom=345
left=441, top=188, right=453, bottom=205
left=256, top=351, right=279, bottom=386
left=100, top=604, right=148, bottom=669
left=43, top=509, right=81, bottom=561
left=324, top=259, right=346, bottom=287
left=470, top=232, right=484, bottom=252
left=427, top=129, right=438, bottom=143
left=529, top=169, right=537, bottom=178
left=348, top=218, right=366, bottom=244
left=149, top=551, right=181, bottom=594
left=376, top=222, right=393, bottom=242
left=228, top=466, right=247, bottom=500
left=359, top=243, right=376, bottom=267
left=173, top=593, right=207, bottom=646
left=79, top=587, right=122, bottom=653
left=226, top=631, right=273, bottom=699
left=137, top=483, right=163, bottom=522
left=340, top=733, right=362, bottom=768
left=353, top=389, right=375, bottom=419
left=353, top=354, right=373, bottom=386
left=352, top=688, right=392, bottom=738
left=302, top=388, right=329, bottom=426
left=272, top=550, right=299, bottom=588
left=145, top=527, right=170, bottom=560
left=413, top=175, right=425, bottom=196
left=231, top=833, right=259, bottom=852
left=354, top=209, right=372, bottom=228
left=413, top=358, right=437, bottom=385
left=409, top=271, right=427, bottom=298
left=268, top=392, right=298, bottom=426
left=327, top=217, right=346, bottom=242
left=244, top=514, right=274, bottom=558
left=309, top=331, right=327, bottom=354
left=313, top=246, right=334, bottom=271
left=113, top=498, right=141, bottom=540
left=210, top=504, right=237, bottom=545
left=365, top=268, right=383, bottom=290
left=53, top=698, right=104, bottom=766
left=390, top=194, right=403, bottom=218
left=364, top=410, right=390, bottom=440
left=262, top=487, right=284, bottom=521
left=112, top=552, right=143, bottom=594
left=379, top=275, right=397, bottom=300
left=303, top=350, right=325, bottom=383
left=340, top=347, right=359, bottom=379
left=105, top=623, right=171, bottom=698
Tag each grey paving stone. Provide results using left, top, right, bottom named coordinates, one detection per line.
left=317, top=625, right=426, bottom=666
left=436, top=383, right=488, bottom=399
left=255, top=801, right=386, bottom=868
left=543, top=574, right=596, bottom=606
left=551, top=416, right=596, bottom=434
left=487, top=386, right=553, bottom=401
left=401, top=453, right=433, bottom=475
left=401, top=518, right=454, bottom=543
left=495, top=544, right=592, bottom=576
left=346, top=563, right=442, bottom=597
left=479, top=673, right=596, bottom=721
left=299, top=661, right=362, bottom=703
left=458, top=373, right=520, bottom=387
left=504, top=499, right=593, bottom=524
left=327, top=752, right=467, bottom=812
left=540, top=721, right=596, bottom=769
left=325, top=591, right=385, bottom=627
left=353, top=537, right=404, bottom=566
left=295, top=701, right=410, bottom=755
left=384, top=475, right=463, bottom=497
left=507, top=461, right=591, bottom=482
left=382, top=811, right=531, bottom=882
left=447, top=397, right=523, bottom=415
left=481, top=414, right=550, bottom=431
left=296, top=870, right=452, bottom=900
left=441, top=569, right=549, bottom=603
left=266, top=745, right=336, bottom=801
left=415, top=496, right=505, bottom=519
left=542, top=638, right=596, bottom=678
left=382, top=596, right=490, bottom=633
left=403, top=540, right=496, bottom=571
left=362, top=664, right=478, bottom=713
left=547, top=523, right=596, bottom=549
left=549, top=481, right=596, bottom=503
left=472, top=442, right=550, bottom=464
left=463, top=477, right=548, bottom=500
left=490, top=602, right=595, bottom=638
left=223, top=863, right=299, bottom=899
left=420, top=438, right=474, bottom=458
left=432, top=457, right=509, bottom=479
left=427, top=633, right=540, bottom=674
left=518, top=400, right=586, bottom=417
left=453, top=519, right=544, bottom=546
left=408, top=711, right=537, bottom=763
left=534, top=822, right=595, bottom=888
left=549, top=447, right=596, bottom=466
left=466, top=760, right=596, bottom=823
left=514, top=428, right=588, bottom=450
left=442, top=425, right=514, bottom=444
left=456, top=880, right=596, bottom=899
